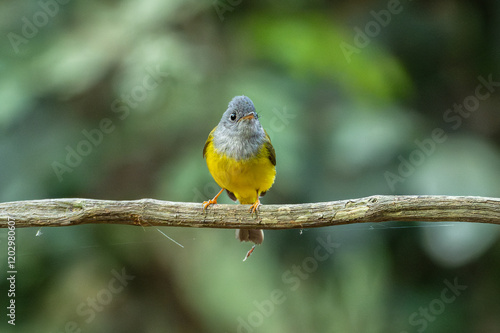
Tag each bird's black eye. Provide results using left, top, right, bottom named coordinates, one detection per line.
left=230, top=112, right=237, bottom=121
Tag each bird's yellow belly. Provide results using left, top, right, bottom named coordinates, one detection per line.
left=206, top=144, right=276, bottom=204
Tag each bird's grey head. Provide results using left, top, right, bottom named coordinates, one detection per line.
left=213, top=96, right=266, bottom=160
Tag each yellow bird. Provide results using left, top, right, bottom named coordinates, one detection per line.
left=203, top=96, right=276, bottom=246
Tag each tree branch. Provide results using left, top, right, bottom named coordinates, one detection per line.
left=1, top=195, right=500, bottom=229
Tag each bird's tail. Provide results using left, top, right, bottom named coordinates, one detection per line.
left=236, top=229, right=264, bottom=245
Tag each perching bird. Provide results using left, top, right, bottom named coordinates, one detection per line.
left=202, top=96, right=276, bottom=246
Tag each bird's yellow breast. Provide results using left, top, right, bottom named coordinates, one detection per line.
left=204, top=138, right=276, bottom=204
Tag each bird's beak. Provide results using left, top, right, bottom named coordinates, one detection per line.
left=240, top=112, right=256, bottom=121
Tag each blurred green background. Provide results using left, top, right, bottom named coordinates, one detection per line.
left=1, top=0, right=500, bottom=332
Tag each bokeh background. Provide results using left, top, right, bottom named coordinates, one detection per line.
left=1, top=0, right=500, bottom=332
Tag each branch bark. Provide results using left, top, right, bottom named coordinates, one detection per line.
left=1, top=195, right=500, bottom=229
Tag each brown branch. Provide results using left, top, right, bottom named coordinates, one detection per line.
left=1, top=195, right=499, bottom=229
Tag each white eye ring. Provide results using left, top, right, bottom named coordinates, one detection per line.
left=230, top=112, right=237, bottom=121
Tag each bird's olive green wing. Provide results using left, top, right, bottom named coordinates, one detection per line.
left=264, top=131, right=276, bottom=166
left=203, top=128, right=216, bottom=159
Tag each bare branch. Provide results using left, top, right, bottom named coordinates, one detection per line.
left=1, top=195, right=499, bottom=229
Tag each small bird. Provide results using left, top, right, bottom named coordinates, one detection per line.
left=203, top=96, right=276, bottom=247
